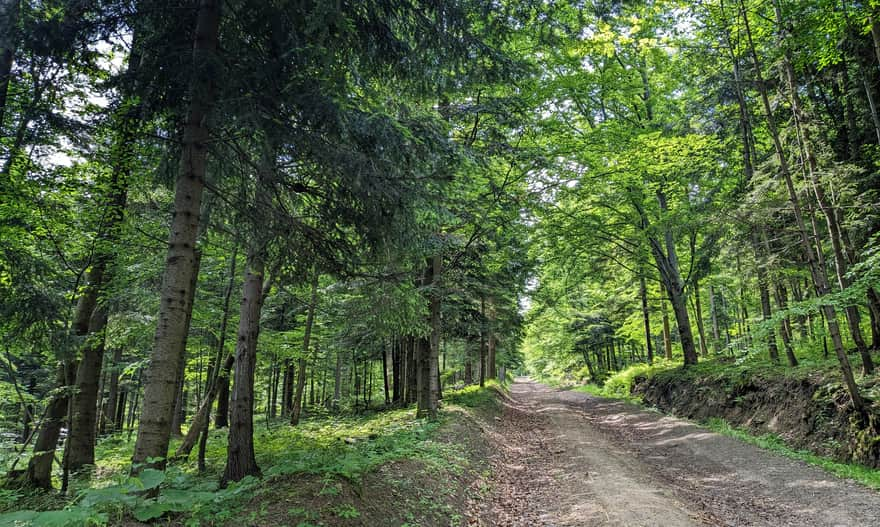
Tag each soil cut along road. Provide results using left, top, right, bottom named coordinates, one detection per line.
left=470, top=377, right=880, bottom=527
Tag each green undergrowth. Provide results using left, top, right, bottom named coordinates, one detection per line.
left=704, top=417, right=880, bottom=490
left=0, top=383, right=501, bottom=526
left=569, top=359, right=678, bottom=402
left=564, top=341, right=880, bottom=405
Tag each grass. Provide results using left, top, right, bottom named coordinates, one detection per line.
left=703, top=417, right=880, bottom=491
left=0, top=384, right=501, bottom=526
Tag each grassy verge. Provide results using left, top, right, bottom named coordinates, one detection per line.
left=0, top=384, right=501, bottom=526
left=703, top=417, right=880, bottom=490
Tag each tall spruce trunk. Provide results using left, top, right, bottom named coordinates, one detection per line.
left=221, top=252, right=264, bottom=484
left=21, top=365, right=74, bottom=488
left=132, top=0, right=221, bottom=472
left=291, top=271, right=319, bottom=426
left=391, top=338, right=401, bottom=404
left=417, top=256, right=441, bottom=419
left=66, top=307, right=109, bottom=473
left=382, top=342, right=390, bottom=405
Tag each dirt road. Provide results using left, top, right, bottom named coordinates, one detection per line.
left=472, top=378, right=880, bottom=526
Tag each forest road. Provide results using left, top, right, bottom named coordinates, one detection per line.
left=471, top=377, right=880, bottom=527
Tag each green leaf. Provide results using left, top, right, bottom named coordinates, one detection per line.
left=132, top=501, right=172, bottom=522
left=135, top=468, right=165, bottom=490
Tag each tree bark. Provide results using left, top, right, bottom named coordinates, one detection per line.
left=19, top=365, right=73, bottom=489
left=291, top=271, right=319, bottom=426
left=65, top=306, right=109, bottom=473
left=102, top=346, right=123, bottom=434
left=0, top=0, right=19, bottom=129
left=737, top=0, right=868, bottom=418
left=693, top=278, right=709, bottom=357
left=381, top=342, right=390, bottom=405
left=221, top=250, right=265, bottom=484
left=333, top=351, right=342, bottom=410
left=417, top=256, right=441, bottom=419
left=479, top=295, right=486, bottom=388
left=771, top=0, right=873, bottom=375
left=132, top=0, right=221, bottom=472
left=639, top=274, right=654, bottom=364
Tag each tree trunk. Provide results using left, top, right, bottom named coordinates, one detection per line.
left=738, top=0, right=868, bottom=418
left=771, top=0, right=873, bottom=376
left=693, top=278, right=709, bottom=357
left=382, top=342, right=390, bottom=405
left=20, top=365, right=73, bottom=489
left=391, top=338, right=401, bottom=404
left=479, top=295, right=486, bottom=388
left=66, top=306, right=109, bottom=473
left=417, top=256, right=441, bottom=419
left=291, top=271, right=319, bottom=426
left=640, top=274, right=654, bottom=364
left=102, top=346, right=123, bottom=434
left=661, top=295, right=672, bottom=360
left=221, top=251, right=265, bottom=484
left=0, top=0, right=19, bottom=129
left=333, top=351, right=342, bottom=410
left=406, top=337, right=418, bottom=402
left=215, top=360, right=231, bottom=428
left=132, top=0, right=221, bottom=472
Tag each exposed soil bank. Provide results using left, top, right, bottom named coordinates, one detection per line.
left=632, top=369, right=880, bottom=467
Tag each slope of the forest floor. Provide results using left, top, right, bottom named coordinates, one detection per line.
left=0, top=384, right=504, bottom=527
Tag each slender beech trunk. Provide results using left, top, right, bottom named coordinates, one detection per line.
left=639, top=274, right=654, bottom=364
left=291, top=271, right=319, bottom=426
left=737, top=0, right=868, bottom=418
left=479, top=295, right=486, bottom=388
left=661, top=300, right=672, bottom=360
left=693, top=278, right=709, bottom=357
left=332, top=351, right=342, bottom=410
left=102, top=346, right=123, bottom=434
left=132, top=0, right=221, bottom=472
left=753, top=233, right=780, bottom=363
